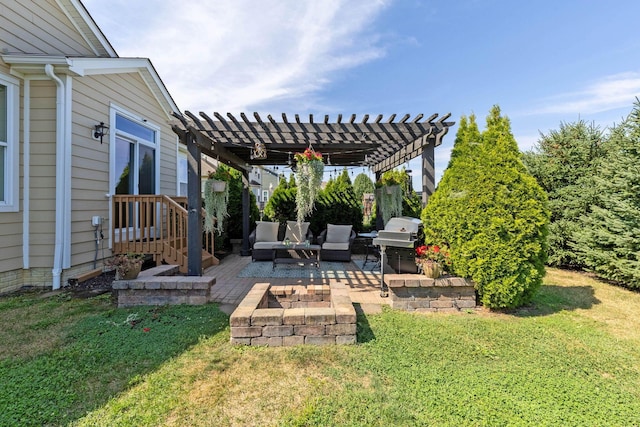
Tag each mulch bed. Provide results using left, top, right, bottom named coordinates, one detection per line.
left=66, top=270, right=117, bottom=298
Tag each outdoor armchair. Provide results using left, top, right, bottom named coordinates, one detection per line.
left=317, top=224, right=356, bottom=262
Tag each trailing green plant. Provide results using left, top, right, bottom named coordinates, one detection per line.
left=294, top=148, right=324, bottom=223
left=204, top=166, right=231, bottom=235
left=422, top=107, right=549, bottom=309
left=376, top=185, right=402, bottom=225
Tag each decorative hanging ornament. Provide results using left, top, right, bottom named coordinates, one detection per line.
left=251, top=141, right=267, bottom=160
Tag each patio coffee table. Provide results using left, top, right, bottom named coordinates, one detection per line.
left=272, top=243, right=321, bottom=270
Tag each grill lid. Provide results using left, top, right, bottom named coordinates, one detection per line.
left=384, top=216, right=421, bottom=233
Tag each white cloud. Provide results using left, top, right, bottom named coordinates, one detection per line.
left=84, top=0, right=390, bottom=113
left=529, top=72, right=640, bottom=116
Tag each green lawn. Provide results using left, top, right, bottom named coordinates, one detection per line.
left=1, top=269, right=640, bottom=426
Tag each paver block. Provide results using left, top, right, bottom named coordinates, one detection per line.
left=263, top=325, right=293, bottom=337
left=305, top=308, right=336, bottom=325
left=230, top=326, right=263, bottom=338
left=326, top=323, right=356, bottom=336
left=251, top=308, right=284, bottom=326
left=283, top=308, right=305, bottom=325
left=294, top=325, right=325, bottom=336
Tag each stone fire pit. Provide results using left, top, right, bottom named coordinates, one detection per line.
left=230, top=282, right=357, bottom=346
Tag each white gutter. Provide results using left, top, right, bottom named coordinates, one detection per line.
left=45, top=64, right=66, bottom=290
left=22, top=79, right=30, bottom=269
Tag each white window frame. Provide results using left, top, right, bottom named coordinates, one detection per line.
left=262, top=190, right=269, bottom=203
left=0, top=73, right=20, bottom=212
left=109, top=105, right=161, bottom=243
left=177, top=148, right=188, bottom=197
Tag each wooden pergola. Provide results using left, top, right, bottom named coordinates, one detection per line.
left=172, top=111, right=455, bottom=275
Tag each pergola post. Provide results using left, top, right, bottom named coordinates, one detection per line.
left=421, top=142, right=435, bottom=208
left=186, top=132, right=203, bottom=275
left=241, top=169, right=251, bottom=256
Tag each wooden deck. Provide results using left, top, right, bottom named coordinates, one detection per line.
left=111, top=195, right=217, bottom=273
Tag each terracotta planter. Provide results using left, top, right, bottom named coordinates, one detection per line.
left=420, top=262, right=442, bottom=279
left=118, top=263, right=142, bottom=280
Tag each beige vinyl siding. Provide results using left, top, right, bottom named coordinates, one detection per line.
left=70, top=72, right=178, bottom=267
left=28, top=80, right=57, bottom=268
left=0, top=63, right=22, bottom=273
left=0, top=0, right=96, bottom=56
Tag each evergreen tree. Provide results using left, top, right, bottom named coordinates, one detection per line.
left=422, top=106, right=549, bottom=309
left=574, top=102, right=640, bottom=288
left=523, top=121, right=604, bottom=268
left=353, top=173, right=375, bottom=202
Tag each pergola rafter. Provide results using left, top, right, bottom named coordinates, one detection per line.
left=173, top=112, right=453, bottom=173
left=171, top=111, right=454, bottom=276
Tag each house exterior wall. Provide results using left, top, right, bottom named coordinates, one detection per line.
left=69, top=73, right=178, bottom=269
left=0, top=0, right=181, bottom=293
left=0, top=62, right=23, bottom=289
left=0, top=0, right=96, bottom=56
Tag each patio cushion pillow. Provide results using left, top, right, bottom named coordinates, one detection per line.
left=255, top=221, right=279, bottom=243
left=285, top=221, right=310, bottom=242
left=326, top=224, right=352, bottom=244
left=322, top=242, right=350, bottom=251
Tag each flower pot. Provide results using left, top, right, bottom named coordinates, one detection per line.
left=210, top=180, right=226, bottom=193
left=420, top=262, right=442, bottom=279
left=118, top=263, right=142, bottom=280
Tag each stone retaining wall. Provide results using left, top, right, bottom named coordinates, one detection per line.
left=230, top=282, right=357, bottom=346
left=386, top=274, right=476, bottom=312
left=113, top=265, right=216, bottom=307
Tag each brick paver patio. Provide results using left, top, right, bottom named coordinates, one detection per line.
left=205, top=254, right=388, bottom=312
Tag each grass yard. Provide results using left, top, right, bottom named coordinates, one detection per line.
left=1, top=268, right=640, bottom=426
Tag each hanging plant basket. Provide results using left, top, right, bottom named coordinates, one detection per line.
left=294, top=148, right=324, bottom=223
left=210, top=179, right=226, bottom=193
left=204, top=177, right=229, bottom=235
left=376, top=185, right=402, bottom=225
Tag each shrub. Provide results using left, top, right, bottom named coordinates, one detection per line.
left=422, top=107, right=549, bottom=309
left=574, top=101, right=640, bottom=288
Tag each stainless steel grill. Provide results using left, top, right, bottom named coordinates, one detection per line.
left=372, top=217, right=422, bottom=296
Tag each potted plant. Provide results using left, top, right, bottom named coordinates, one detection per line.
left=204, top=166, right=232, bottom=235
left=106, top=253, right=145, bottom=280
left=294, top=147, right=324, bottom=223
left=415, top=244, right=451, bottom=278
left=375, top=175, right=402, bottom=225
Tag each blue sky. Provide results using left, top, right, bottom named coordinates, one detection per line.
left=83, top=0, right=640, bottom=187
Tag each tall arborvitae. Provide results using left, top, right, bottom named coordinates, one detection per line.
left=575, top=102, right=640, bottom=288
left=523, top=121, right=604, bottom=268
left=422, top=106, right=549, bottom=308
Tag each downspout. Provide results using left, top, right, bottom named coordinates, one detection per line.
left=45, top=64, right=65, bottom=290
left=22, top=79, right=30, bottom=269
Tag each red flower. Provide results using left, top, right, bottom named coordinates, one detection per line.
left=415, top=244, right=451, bottom=266
left=294, top=148, right=323, bottom=163
left=143, top=327, right=151, bottom=333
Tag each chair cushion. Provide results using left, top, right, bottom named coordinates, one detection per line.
left=284, top=221, right=310, bottom=242
left=326, top=224, right=352, bottom=243
left=255, top=221, right=279, bottom=243
left=253, top=241, right=280, bottom=250
left=322, top=242, right=350, bottom=251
